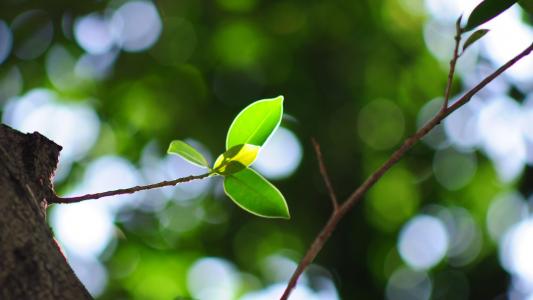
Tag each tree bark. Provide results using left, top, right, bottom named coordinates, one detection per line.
left=0, top=124, right=91, bottom=299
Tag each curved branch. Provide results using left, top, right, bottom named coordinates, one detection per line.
left=280, top=42, right=533, bottom=300
left=52, top=173, right=211, bottom=204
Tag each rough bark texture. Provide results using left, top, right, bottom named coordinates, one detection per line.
left=0, top=124, right=91, bottom=299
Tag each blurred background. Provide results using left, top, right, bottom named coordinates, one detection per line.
left=1, top=0, right=532, bottom=299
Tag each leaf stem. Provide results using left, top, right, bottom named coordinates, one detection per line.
left=280, top=41, right=533, bottom=300
left=51, top=173, right=212, bottom=204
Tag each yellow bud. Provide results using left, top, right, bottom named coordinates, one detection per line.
left=213, top=144, right=260, bottom=174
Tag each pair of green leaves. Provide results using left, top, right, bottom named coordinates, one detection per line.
left=461, top=0, right=530, bottom=53
left=167, top=96, right=289, bottom=219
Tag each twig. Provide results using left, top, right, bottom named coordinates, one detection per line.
left=52, top=173, right=211, bottom=204
left=442, top=17, right=463, bottom=110
left=311, top=138, right=338, bottom=210
left=280, top=42, right=533, bottom=300
left=445, top=42, right=533, bottom=117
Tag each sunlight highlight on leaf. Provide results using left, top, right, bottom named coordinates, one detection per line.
left=226, top=96, right=284, bottom=149
left=213, top=144, right=260, bottom=175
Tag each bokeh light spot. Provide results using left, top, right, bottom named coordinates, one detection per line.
left=187, top=257, right=238, bottom=300
left=418, top=98, right=449, bottom=149
left=11, top=10, right=53, bottom=60
left=0, top=20, right=13, bottom=64
left=433, top=148, right=477, bottom=190
left=3, top=89, right=100, bottom=181
left=481, top=6, right=533, bottom=86
left=521, top=96, right=533, bottom=164
left=46, top=45, right=83, bottom=91
left=0, top=66, right=22, bottom=104
left=424, top=0, right=478, bottom=23
left=75, top=50, right=118, bottom=80
left=111, top=1, right=162, bottom=52
left=423, top=20, right=454, bottom=63
left=253, top=127, right=303, bottom=180
left=478, top=96, right=526, bottom=182
left=486, top=192, right=528, bottom=243
left=500, top=218, right=533, bottom=283
left=74, top=13, right=114, bottom=54
left=260, top=255, right=301, bottom=284
left=213, top=22, right=267, bottom=67
left=367, top=168, right=420, bottom=232
left=358, top=99, right=405, bottom=150
left=51, top=201, right=114, bottom=258
left=478, top=96, right=524, bottom=158
left=438, top=207, right=482, bottom=267
left=386, top=267, right=432, bottom=300
left=241, top=282, right=338, bottom=300
left=443, top=97, right=483, bottom=150
left=67, top=156, right=144, bottom=211
left=398, top=215, right=449, bottom=270
left=163, top=141, right=212, bottom=201
left=67, top=255, right=109, bottom=297
left=159, top=202, right=203, bottom=233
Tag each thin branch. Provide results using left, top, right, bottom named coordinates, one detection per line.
left=445, top=43, right=533, bottom=117
left=442, top=17, right=463, bottom=109
left=311, top=138, right=339, bottom=210
left=52, top=173, right=211, bottom=204
left=280, top=42, right=533, bottom=300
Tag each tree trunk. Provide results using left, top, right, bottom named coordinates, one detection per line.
left=0, top=124, right=91, bottom=299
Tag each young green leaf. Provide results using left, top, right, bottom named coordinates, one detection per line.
left=226, top=96, right=284, bottom=149
left=167, top=140, right=209, bottom=168
left=464, top=0, right=517, bottom=32
left=224, top=168, right=290, bottom=219
left=462, top=29, right=489, bottom=52
left=213, top=144, right=260, bottom=175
